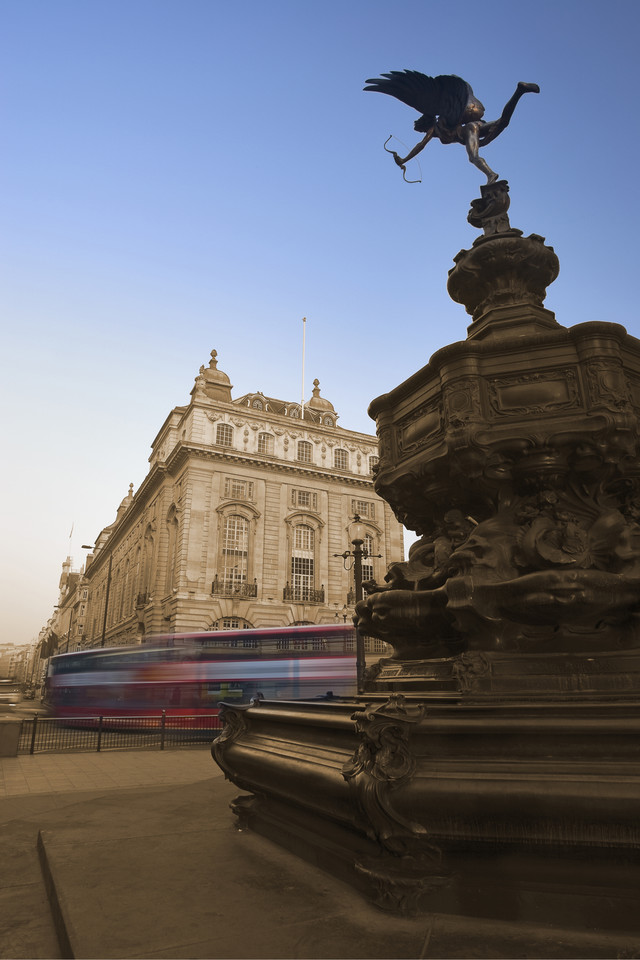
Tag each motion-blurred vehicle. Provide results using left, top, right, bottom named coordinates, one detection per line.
left=44, top=624, right=357, bottom=725
left=0, top=680, right=19, bottom=711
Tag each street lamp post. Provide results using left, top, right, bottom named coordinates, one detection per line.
left=350, top=517, right=366, bottom=693
left=100, top=553, right=113, bottom=648
left=64, top=605, right=75, bottom=653
left=334, top=516, right=380, bottom=695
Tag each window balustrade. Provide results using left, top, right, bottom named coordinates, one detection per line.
left=211, top=578, right=258, bottom=598
left=282, top=583, right=325, bottom=603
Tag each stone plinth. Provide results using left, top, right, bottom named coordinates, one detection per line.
left=213, top=694, right=640, bottom=951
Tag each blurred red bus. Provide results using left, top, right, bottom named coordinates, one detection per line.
left=44, top=624, right=356, bottom=721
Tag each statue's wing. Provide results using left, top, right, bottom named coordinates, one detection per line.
left=364, top=71, right=469, bottom=132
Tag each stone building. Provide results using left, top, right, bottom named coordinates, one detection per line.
left=75, top=351, right=404, bottom=647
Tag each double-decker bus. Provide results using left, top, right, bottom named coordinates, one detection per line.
left=44, top=624, right=357, bottom=721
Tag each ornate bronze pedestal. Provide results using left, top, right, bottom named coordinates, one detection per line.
left=212, top=184, right=640, bottom=956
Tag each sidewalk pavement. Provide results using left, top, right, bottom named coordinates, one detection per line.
left=0, top=748, right=219, bottom=821
left=0, top=748, right=436, bottom=960
left=5, top=750, right=630, bottom=959
left=0, top=749, right=233, bottom=960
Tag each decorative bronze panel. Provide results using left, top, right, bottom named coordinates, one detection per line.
left=397, top=402, right=443, bottom=455
left=585, top=360, right=631, bottom=410
left=488, top=368, right=580, bottom=416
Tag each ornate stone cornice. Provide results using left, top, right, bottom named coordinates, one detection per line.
left=165, top=443, right=377, bottom=488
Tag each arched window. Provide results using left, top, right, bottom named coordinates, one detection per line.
left=291, top=524, right=315, bottom=600
left=109, top=566, right=120, bottom=627
left=221, top=515, right=249, bottom=588
left=165, top=507, right=179, bottom=593
left=324, top=416, right=334, bottom=426
left=334, top=448, right=349, bottom=470
left=252, top=398, right=263, bottom=410
left=216, top=423, right=234, bottom=447
left=258, top=433, right=274, bottom=455
left=211, top=617, right=253, bottom=631
left=133, top=545, right=141, bottom=610
left=297, top=441, right=312, bottom=463
left=142, top=528, right=154, bottom=597
left=119, top=560, right=130, bottom=620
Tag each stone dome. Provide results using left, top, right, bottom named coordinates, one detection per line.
left=306, top=379, right=336, bottom=414
left=194, top=349, right=233, bottom=402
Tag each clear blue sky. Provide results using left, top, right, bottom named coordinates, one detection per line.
left=3, top=0, right=639, bottom=645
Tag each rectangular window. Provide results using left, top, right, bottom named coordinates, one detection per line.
left=291, top=556, right=314, bottom=599
left=369, top=456, right=379, bottom=474
left=224, top=478, right=254, bottom=500
left=291, top=489, right=318, bottom=510
left=222, top=516, right=249, bottom=584
left=352, top=499, right=375, bottom=519
left=366, top=638, right=389, bottom=655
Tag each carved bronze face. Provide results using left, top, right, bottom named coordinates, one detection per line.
left=445, top=517, right=519, bottom=583
left=462, top=90, right=485, bottom=122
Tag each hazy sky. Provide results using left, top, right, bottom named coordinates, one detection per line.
left=3, top=0, right=639, bottom=645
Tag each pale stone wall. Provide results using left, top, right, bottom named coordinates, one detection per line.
left=62, top=356, right=404, bottom=646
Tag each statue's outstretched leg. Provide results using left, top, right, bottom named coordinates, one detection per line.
left=480, top=82, right=540, bottom=147
left=501, top=82, right=540, bottom=125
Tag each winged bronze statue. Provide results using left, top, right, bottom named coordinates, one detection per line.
left=364, top=71, right=539, bottom=183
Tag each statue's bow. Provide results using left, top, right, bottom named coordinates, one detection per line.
left=383, top=135, right=421, bottom=184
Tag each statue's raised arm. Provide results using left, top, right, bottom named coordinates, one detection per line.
left=364, top=71, right=539, bottom=183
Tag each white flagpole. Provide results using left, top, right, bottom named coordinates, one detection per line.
left=301, top=317, right=307, bottom=419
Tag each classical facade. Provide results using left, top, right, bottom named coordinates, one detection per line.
left=71, top=351, right=403, bottom=647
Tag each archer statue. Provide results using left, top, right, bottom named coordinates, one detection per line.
left=364, top=71, right=539, bottom=183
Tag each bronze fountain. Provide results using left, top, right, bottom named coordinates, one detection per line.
left=212, top=72, right=640, bottom=956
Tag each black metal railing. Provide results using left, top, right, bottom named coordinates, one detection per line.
left=211, top=578, right=258, bottom=598
left=17, top=712, right=223, bottom=755
left=282, top=584, right=325, bottom=603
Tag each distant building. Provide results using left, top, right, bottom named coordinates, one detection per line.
left=71, top=351, right=403, bottom=647
left=0, top=643, right=31, bottom=682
